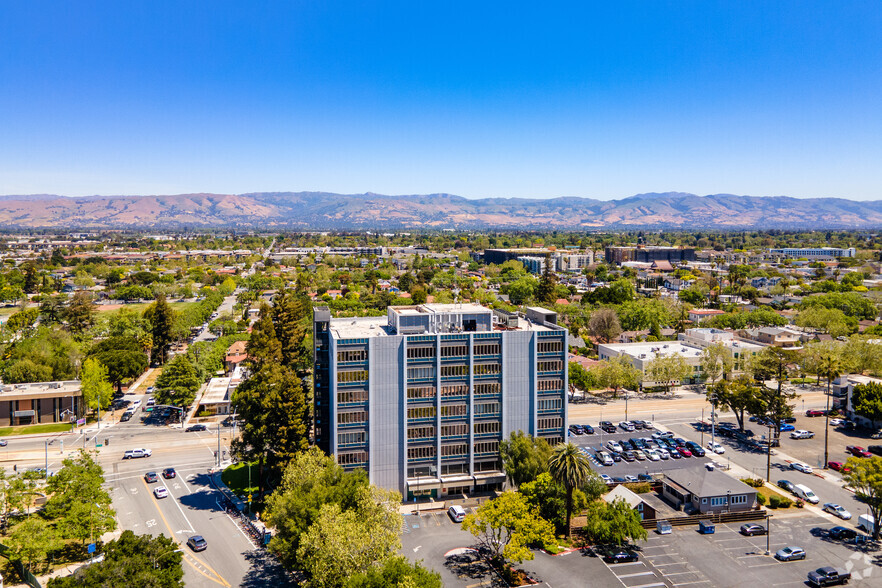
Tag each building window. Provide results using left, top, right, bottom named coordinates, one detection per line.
left=407, top=386, right=436, bottom=400
left=537, top=340, right=563, bottom=353
left=338, top=411, right=368, bottom=425
left=537, top=360, right=563, bottom=372
left=407, top=425, right=435, bottom=440
left=441, top=443, right=468, bottom=457
left=407, top=406, right=436, bottom=420
left=730, top=494, right=747, bottom=505
left=337, top=389, right=368, bottom=404
left=441, top=364, right=468, bottom=377
left=474, top=382, right=501, bottom=395
left=407, top=445, right=436, bottom=460
left=538, top=416, right=562, bottom=430
left=441, top=384, right=468, bottom=397
left=407, top=366, right=435, bottom=380
left=537, top=398, right=562, bottom=412
left=473, top=363, right=501, bottom=376
left=474, top=402, right=500, bottom=416
left=337, top=451, right=368, bottom=465
left=473, top=421, right=500, bottom=435
left=474, top=440, right=499, bottom=455
left=538, top=378, right=563, bottom=392
left=441, top=463, right=468, bottom=475
left=710, top=497, right=726, bottom=506
left=441, top=423, right=468, bottom=437
left=338, top=369, right=369, bottom=383
left=337, top=349, right=368, bottom=362
left=441, top=344, right=468, bottom=357
left=407, top=345, right=436, bottom=359
left=440, top=404, right=468, bottom=418
left=473, top=342, right=500, bottom=356
left=474, top=459, right=501, bottom=472
left=338, top=431, right=366, bottom=446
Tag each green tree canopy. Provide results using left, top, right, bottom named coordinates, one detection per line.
left=499, top=431, right=552, bottom=487
left=88, top=336, right=148, bottom=394
left=154, top=354, right=201, bottom=408
left=843, top=456, right=882, bottom=541
left=549, top=442, right=593, bottom=538
left=462, top=491, right=555, bottom=565
left=582, top=498, right=649, bottom=546
left=587, top=307, right=622, bottom=344
left=343, top=556, right=441, bottom=588
left=852, top=382, right=882, bottom=429
left=80, top=357, right=114, bottom=413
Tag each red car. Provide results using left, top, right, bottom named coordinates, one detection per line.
left=846, top=445, right=872, bottom=458
left=827, top=461, right=852, bottom=473
left=678, top=446, right=693, bottom=458
left=805, top=409, right=824, bottom=417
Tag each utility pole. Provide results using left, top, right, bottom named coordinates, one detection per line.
left=765, top=420, right=772, bottom=482
left=44, top=440, right=48, bottom=480
left=217, top=422, right=221, bottom=468
left=710, top=394, right=717, bottom=447
left=823, top=377, right=832, bottom=468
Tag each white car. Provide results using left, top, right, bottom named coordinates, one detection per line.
left=618, top=421, right=635, bottom=432
left=606, top=440, right=624, bottom=453
left=656, top=447, right=670, bottom=460
left=598, top=451, right=614, bottom=466
left=707, top=441, right=725, bottom=454
left=123, top=448, right=152, bottom=459
left=644, top=449, right=661, bottom=461
left=153, top=487, right=169, bottom=499
left=829, top=418, right=845, bottom=426
left=652, top=431, right=673, bottom=440
left=822, top=503, right=852, bottom=520
left=790, top=430, right=814, bottom=439
left=600, top=474, right=613, bottom=484
left=790, top=462, right=813, bottom=474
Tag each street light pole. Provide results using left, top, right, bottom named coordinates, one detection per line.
left=765, top=514, right=771, bottom=556
left=44, top=440, right=48, bottom=480
left=823, top=376, right=832, bottom=469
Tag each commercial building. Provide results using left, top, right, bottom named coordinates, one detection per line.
left=313, top=303, right=568, bottom=499
left=196, top=377, right=233, bottom=416
left=0, top=381, right=83, bottom=426
left=604, top=246, right=695, bottom=266
left=662, top=467, right=758, bottom=514
left=769, top=247, right=855, bottom=259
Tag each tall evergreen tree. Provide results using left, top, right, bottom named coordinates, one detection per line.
left=147, top=294, right=174, bottom=364
left=247, top=303, right=282, bottom=368
left=272, top=289, right=311, bottom=373
left=535, top=253, right=557, bottom=305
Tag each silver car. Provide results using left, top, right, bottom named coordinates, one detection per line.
left=822, top=503, right=852, bottom=520
left=775, top=546, right=806, bottom=561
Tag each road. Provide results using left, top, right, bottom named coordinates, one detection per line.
left=1, top=386, right=292, bottom=587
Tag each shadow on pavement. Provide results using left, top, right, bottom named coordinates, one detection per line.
left=240, top=549, right=299, bottom=588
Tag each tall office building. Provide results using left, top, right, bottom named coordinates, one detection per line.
left=313, top=303, right=568, bottom=499
left=604, top=246, right=695, bottom=265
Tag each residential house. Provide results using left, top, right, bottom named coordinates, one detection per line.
left=604, top=485, right=657, bottom=521
left=661, top=467, right=757, bottom=514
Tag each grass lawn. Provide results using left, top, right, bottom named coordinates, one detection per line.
left=758, top=485, right=798, bottom=509
left=222, top=462, right=265, bottom=512
left=0, top=422, right=76, bottom=436
left=95, top=301, right=199, bottom=314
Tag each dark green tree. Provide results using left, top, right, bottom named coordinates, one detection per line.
left=65, top=291, right=96, bottom=335
left=146, top=294, right=175, bottom=364
left=852, top=382, right=882, bottom=429
left=535, top=253, right=557, bottom=305
left=343, top=556, right=441, bottom=588
left=272, top=289, right=311, bottom=373
left=88, top=336, right=148, bottom=394
left=23, top=263, right=39, bottom=294
left=499, top=431, right=552, bottom=487
left=154, top=355, right=201, bottom=408
left=246, top=303, right=282, bottom=369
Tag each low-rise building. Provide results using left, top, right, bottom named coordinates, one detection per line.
left=687, top=308, right=725, bottom=324
left=0, top=380, right=83, bottom=425
left=662, top=467, right=758, bottom=514
left=197, top=377, right=232, bottom=416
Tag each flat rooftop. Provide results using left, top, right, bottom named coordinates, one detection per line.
left=0, top=380, right=82, bottom=400
left=601, top=342, right=703, bottom=360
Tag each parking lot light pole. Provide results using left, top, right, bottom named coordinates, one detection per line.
left=823, top=383, right=831, bottom=469
left=765, top=514, right=771, bottom=556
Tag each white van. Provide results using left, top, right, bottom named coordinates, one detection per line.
left=858, top=514, right=876, bottom=534
left=793, top=483, right=819, bottom=504
left=448, top=505, right=466, bottom=523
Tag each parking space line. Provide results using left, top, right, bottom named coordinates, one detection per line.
left=669, top=581, right=711, bottom=586
left=629, top=583, right=666, bottom=588
left=611, top=561, right=645, bottom=567
left=617, top=571, right=655, bottom=578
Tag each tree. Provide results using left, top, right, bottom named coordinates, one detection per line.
left=842, top=456, right=882, bottom=541
left=246, top=303, right=282, bottom=368
left=2, top=358, right=53, bottom=383
left=343, top=556, right=441, bottom=588
left=549, top=442, right=592, bottom=538
left=80, top=358, right=114, bottom=414
left=65, top=291, right=96, bottom=334
left=581, top=498, right=648, bottom=546
left=40, top=295, right=67, bottom=324
left=296, top=486, right=403, bottom=588
left=45, top=451, right=116, bottom=544
left=700, top=343, right=732, bottom=386
left=852, top=382, right=882, bottom=429
left=7, top=516, right=60, bottom=574
left=499, top=431, right=552, bottom=487
left=4, top=307, right=39, bottom=334
left=535, top=254, right=557, bottom=305
left=272, top=289, right=311, bottom=373
left=645, top=353, right=691, bottom=394
left=587, top=308, right=622, bottom=344
left=47, top=530, right=184, bottom=588
left=710, top=377, right=761, bottom=431
left=265, top=447, right=369, bottom=569
left=568, top=361, right=595, bottom=399
left=617, top=299, right=674, bottom=333
left=461, top=491, right=555, bottom=565
left=153, top=355, right=201, bottom=408
left=795, top=307, right=852, bottom=338
left=23, top=263, right=39, bottom=294
left=410, top=285, right=428, bottom=305
left=88, top=336, right=148, bottom=394
left=507, top=276, right=537, bottom=305
left=844, top=336, right=882, bottom=376
left=596, top=355, right=642, bottom=397
left=146, top=294, right=175, bottom=364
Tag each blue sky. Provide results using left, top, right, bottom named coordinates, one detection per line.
left=1, top=1, right=880, bottom=200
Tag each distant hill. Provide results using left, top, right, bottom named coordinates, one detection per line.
left=0, top=191, right=880, bottom=230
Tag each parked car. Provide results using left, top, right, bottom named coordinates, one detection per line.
left=619, top=421, right=635, bottom=432
left=606, top=440, right=624, bottom=453
left=868, top=445, right=882, bottom=457
left=597, top=545, right=639, bottom=564
left=656, top=447, right=670, bottom=460
left=793, top=483, right=820, bottom=504
left=123, top=448, right=152, bottom=459
left=599, top=421, right=617, bottom=433
left=599, top=474, right=613, bottom=484
left=779, top=423, right=796, bottom=432
left=740, top=523, right=766, bottom=536
left=144, top=472, right=158, bottom=483
left=622, top=450, right=636, bottom=462
left=153, top=487, right=169, bottom=499
left=827, top=461, right=851, bottom=473
left=187, top=535, right=208, bottom=552
left=673, top=437, right=688, bottom=447
left=790, top=430, right=814, bottom=439
left=598, top=451, right=614, bottom=466
left=829, top=418, right=844, bottom=426
left=857, top=514, right=876, bottom=534
left=623, top=475, right=638, bottom=483
left=677, top=446, right=692, bottom=458
left=822, top=503, right=852, bottom=520
left=644, top=448, right=661, bottom=461
left=827, top=526, right=857, bottom=541
left=806, top=409, right=824, bottom=417
left=652, top=431, right=674, bottom=440
left=447, top=505, right=466, bottom=522
left=581, top=424, right=595, bottom=434
left=846, top=445, right=872, bottom=458
left=162, top=467, right=176, bottom=479
left=778, top=479, right=796, bottom=493
left=706, top=441, right=725, bottom=454
left=807, top=566, right=850, bottom=587
left=775, top=546, right=806, bottom=561
left=633, top=449, right=647, bottom=461
left=685, top=442, right=705, bottom=457
left=790, top=462, right=813, bottom=474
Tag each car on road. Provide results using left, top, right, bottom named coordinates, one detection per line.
left=0, top=440, right=7, bottom=447
left=846, top=445, right=872, bottom=458
left=596, top=545, right=639, bottom=564
left=447, top=505, right=466, bottom=522
left=779, top=423, right=796, bottom=432
left=153, top=487, right=169, bottom=499
left=827, top=526, right=857, bottom=541
left=146, top=386, right=154, bottom=393
left=123, top=448, right=152, bottom=459
left=162, top=467, right=176, bottom=479
left=790, top=462, right=813, bottom=474
left=867, top=445, right=882, bottom=457
left=807, top=566, right=850, bottom=587
left=185, top=424, right=208, bottom=432
left=822, top=503, right=852, bottom=520
left=187, top=535, right=208, bottom=552
left=132, top=399, right=142, bottom=408
left=144, top=472, right=158, bottom=483
left=790, top=429, right=815, bottom=439
left=806, top=409, right=825, bottom=417
left=618, top=421, right=635, bottom=432
left=775, top=546, right=806, bottom=561
left=829, top=418, right=844, bottom=426
left=706, top=441, right=725, bottom=454
left=740, top=523, right=766, bottom=536
left=120, top=411, right=133, bottom=422
left=793, top=483, right=820, bottom=504
left=827, top=461, right=851, bottom=473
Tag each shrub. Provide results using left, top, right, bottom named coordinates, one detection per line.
left=768, top=495, right=781, bottom=509
left=623, top=482, right=651, bottom=494
left=740, top=478, right=764, bottom=488
left=756, top=493, right=766, bottom=506
left=795, top=499, right=804, bottom=508
left=778, top=497, right=793, bottom=508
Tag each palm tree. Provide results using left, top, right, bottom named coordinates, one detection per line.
left=549, top=442, right=591, bottom=538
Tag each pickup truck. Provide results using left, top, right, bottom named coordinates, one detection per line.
left=807, top=566, right=851, bottom=586
left=123, top=448, right=152, bottom=459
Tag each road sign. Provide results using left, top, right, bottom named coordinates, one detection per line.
left=88, top=543, right=96, bottom=554
left=76, top=418, right=86, bottom=426
left=247, top=494, right=252, bottom=503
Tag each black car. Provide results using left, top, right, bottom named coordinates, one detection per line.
left=597, top=545, right=639, bottom=564
left=610, top=452, right=623, bottom=462
left=186, top=424, right=207, bottom=432
left=599, top=421, right=617, bottom=433
left=144, top=472, right=158, bottom=483
left=162, top=467, right=176, bottom=479
left=782, top=416, right=797, bottom=424
left=612, top=476, right=627, bottom=484
left=740, top=523, right=767, bottom=536
left=867, top=445, right=882, bottom=456
left=221, top=416, right=237, bottom=427
left=187, top=535, right=208, bottom=552
left=120, top=412, right=133, bottom=422
left=828, top=526, right=857, bottom=541
left=582, top=424, right=595, bottom=434
left=637, top=473, right=653, bottom=482
left=686, top=442, right=706, bottom=457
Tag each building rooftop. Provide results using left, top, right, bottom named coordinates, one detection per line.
left=600, top=341, right=704, bottom=360
left=0, top=380, right=81, bottom=400
left=664, top=467, right=755, bottom=497
left=200, top=377, right=231, bottom=405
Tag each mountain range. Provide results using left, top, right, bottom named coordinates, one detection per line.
left=0, top=192, right=880, bottom=230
